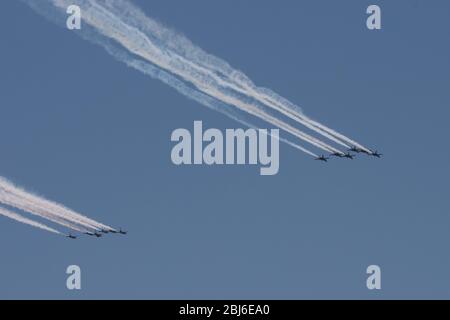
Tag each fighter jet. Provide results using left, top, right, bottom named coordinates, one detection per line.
left=350, top=146, right=374, bottom=155
left=85, top=231, right=102, bottom=237
left=330, top=152, right=344, bottom=158
left=370, top=150, right=382, bottom=158
left=349, top=146, right=362, bottom=153
left=67, top=234, right=77, bottom=239
left=100, top=229, right=109, bottom=234
left=109, top=229, right=118, bottom=234
left=118, top=228, right=127, bottom=235
left=344, top=153, right=355, bottom=160
left=315, top=155, right=329, bottom=162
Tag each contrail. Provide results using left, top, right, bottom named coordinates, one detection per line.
left=104, top=0, right=366, bottom=151
left=77, top=0, right=366, bottom=152
left=228, top=115, right=319, bottom=158
left=22, top=0, right=357, bottom=155
left=294, top=116, right=371, bottom=153
left=113, top=48, right=320, bottom=157
left=0, top=189, right=91, bottom=233
left=0, top=205, right=64, bottom=235
left=0, top=177, right=113, bottom=232
left=127, top=58, right=341, bottom=154
left=79, top=0, right=340, bottom=153
left=115, top=49, right=327, bottom=155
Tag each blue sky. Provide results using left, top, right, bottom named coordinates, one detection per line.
left=0, top=0, right=449, bottom=299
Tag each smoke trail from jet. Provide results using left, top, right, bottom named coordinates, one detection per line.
left=241, top=121, right=319, bottom=158
left=114, top=49, right=327, bottom=155
left=101, top=0, right=366, bottom=151
left=0, top=189, right=91, bottom=233
left=122, top=56, right=341, bottom=154
left=0, top=205, right=64, bottom=235
left=108, top=46, right=320, bottom=157
left=22, top=0, right=356, bottom=155
left=76, top=0, right=367, bottom=152
left=0, top=177, right=113, bottom=232
left=295, top=116, right=371, bottom=153
left=78, top=0, right=340, bottom=153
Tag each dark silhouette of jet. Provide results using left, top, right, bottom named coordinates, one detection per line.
left=350, top=146, right=374, bottom=155
left=371, top=150, right=382, bottom=158
left=315, top=155, right=329, bottom=162
left=360, top=149, right=371, bottom=155
left=100, top=229, right=109, bottom=234
left=344, top=153, right=355, bottom=159
left=67, top=234, right=77, bottom=239
left=349, top=146, right=362, bottom=153
left=84, top=231, right=102, bottom=237
left=330, top=152, right=344, bottom=158
left=119, top=228, right=127, bottom=235
left=349, top=146, right=382, bottom=157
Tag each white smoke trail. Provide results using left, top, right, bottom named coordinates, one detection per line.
left=162, top=55, right=353, bottom=150
left=80, top=0, right=340, bottom=153
left=0, top=205, right=63, bottom=235
left=233, top=117, right=318, bottom=158
left=81, top=0, right=367, bottom=151
left=0, top=189, right=89, bottom=233
left=114, top=47, right=326, bottom=155
left=0, top=177, right=113, bottom=231
left=109, top=47, right=320, bottom=157
left=23, top=0, right=347, bottom=155
left=294, top=116, right=371, bottom=153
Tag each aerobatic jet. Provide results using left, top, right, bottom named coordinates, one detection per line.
left=344, top=153, right=355, bottom=159
left=349, top=146, right=362, bottom=153
left=315, top=155, right=329, bottom=162
left=370, top=150, right=382, bottom=158
left=330, top=152, right=344, bottom=158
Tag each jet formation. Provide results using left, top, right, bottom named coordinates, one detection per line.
left=315, top=147, right=382, bottom=163
left=67, top=228, right=127, bottom=240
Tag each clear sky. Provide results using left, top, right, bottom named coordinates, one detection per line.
left=0, top=0, right=449, bottom=299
